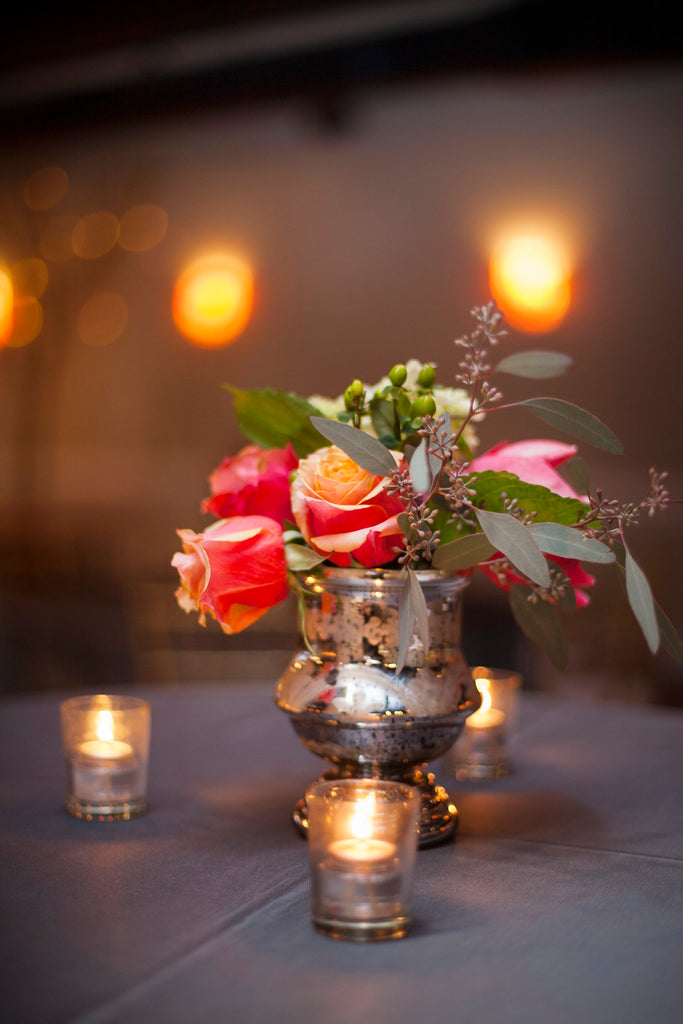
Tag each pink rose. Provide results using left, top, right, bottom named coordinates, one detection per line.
left=470, top=439, right=595, bottom=606
left=291, top=445, right=406, bottom=568
left=202, top=443, right=298, bottom=526
left=172, top=516, right=289, bottom=634
left=470, top=439, right=583, bottom=499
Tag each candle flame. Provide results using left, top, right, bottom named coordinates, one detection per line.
left=475, top=678, right=492, bottom=715
left=350, top=792, right=375, bottom=840
left=97, top=709, right=115, bottom=743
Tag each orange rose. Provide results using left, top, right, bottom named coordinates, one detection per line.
left=172, top=516, right=289, bottom=634
left=291, top=445, right=405, bottom=568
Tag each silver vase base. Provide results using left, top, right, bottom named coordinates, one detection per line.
left=292, top=767, right=458, bottom=848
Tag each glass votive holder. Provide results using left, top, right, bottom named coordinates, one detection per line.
left=445, top=667, right=521, bottom=781
left=60, top=694, right=150, bottom=820
left=306, top=778, right=420, bottom=942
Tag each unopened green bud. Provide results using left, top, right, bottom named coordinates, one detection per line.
left=388, top=364, right=408, bottom=387
left=348, top=378, right=364, bottom=399
left=410, top=395, right=437, bottom=418
left=417, top=364, right=436, bottom=388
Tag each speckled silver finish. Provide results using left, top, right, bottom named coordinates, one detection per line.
left=275, top=568, right=480, bottom=845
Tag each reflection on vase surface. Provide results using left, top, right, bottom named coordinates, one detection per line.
left=275, top=568, right=480, bottom=846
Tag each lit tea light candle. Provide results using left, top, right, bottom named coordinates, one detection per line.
left=329, top=791, right=397, bottom=865
left=61, top=695, right=150, bottom=820
left=468, top=677, right=506, bottom=730
left=77, top=709, right=133, bottom=761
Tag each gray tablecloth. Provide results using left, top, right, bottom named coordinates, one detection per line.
left=1, top=683, right=682, bottom=1024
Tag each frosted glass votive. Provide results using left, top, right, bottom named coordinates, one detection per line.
left=306, top=778, right=420, bottom=942
left=60, top=694, right=150, bottom=820
left=445, top=667, right=521, bottom=780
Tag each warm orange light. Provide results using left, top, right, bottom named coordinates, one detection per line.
left=72, top=211, right=119, bottom=260
left=77, top=293, right=128, bottom=346
left=489, top=234, right=571, bottom=333
left=119, top=204, right=168, bottom=252
left=172, top=252, right=254, bottom=347
left=5, top=296, right=43, bottom=348
left=0, top=267, right=13, bottom=346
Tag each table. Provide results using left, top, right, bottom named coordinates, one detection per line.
left=1, top=683, right=682, bottom=1024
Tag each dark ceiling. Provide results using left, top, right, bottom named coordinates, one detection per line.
left=1, top=0, right=680, bottom=140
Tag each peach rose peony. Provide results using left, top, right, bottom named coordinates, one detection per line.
left=172, top=516, right=289, bottom=634
left=202, top=443, right=298, bottom=527
left=470, top=439, right=595, bottom=605
left=291, top=445, right=406, bottom=568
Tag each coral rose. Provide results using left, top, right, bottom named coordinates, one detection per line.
left=202, top=443, right=298, bottom=526
left=470, top=439, right=595, bottom=606
left=291, top=445, right=406, bottom=568
left=172, top=516, right=289, bottom=634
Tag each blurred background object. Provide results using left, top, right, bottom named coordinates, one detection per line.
left=1, top=0, right=681, bottom=702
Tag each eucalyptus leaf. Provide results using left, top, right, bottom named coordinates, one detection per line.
left=397, top=512, right=416, bottom=542
left=475, top=508, right=551, bottom=588
left=495, top=350, right=573, bottom=379
left=509, top=585, right=568, bottom=669
left=396, top=578, right=416, bottom=673
left=655, top=603, right=683, bottom=665
left=432, top=533, right=496, bottom=571
left=408, top=568, right=430, bottom=650
left=625, top=547, right=660, bottom=653
left=561, top=456, right=591, bottom=496
left=408, top=439, right=436, bottom=494
left=284, top=544, right=327, bottom=572
left=224, top=385, right=325, bottom=457
left=529, top=523, right=615, bottom=563
left=310, top=417, right=398, bottom=476
left=520, top=398, right=624, bottom=454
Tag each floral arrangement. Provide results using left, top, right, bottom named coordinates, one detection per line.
left=172, top=302, right=678, bottom=670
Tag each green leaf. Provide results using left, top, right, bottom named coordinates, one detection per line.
left=625, top=546, right=660, bottom=653
left=408, top=569, right=430, bottom=649
left=285, top=544, right=327, bottom=572
left=495, top=350, right=573, bottom=379
left=408, top=438, right=437, bottom=494
left=509, top=585, right=568, bottom=669
left=224, top=386, right=325, bottom=457
left=470, top=470, right=587, bottom=524
left=397, top=512, right=415, bottom=541
left=529, top=523, right=615, bottom=563
left=432, top=533, right=496, bottom=571
left=519, top=398, right=624, bottom=454
left=397, top=577, right=415, bottom=673
left=369, top=397, right=396, bottom=442
left=310, top=417, right=398, bottom=476
left=655, top=603, right=683, bottom=665
left=475, top=508, right=551, bottom=588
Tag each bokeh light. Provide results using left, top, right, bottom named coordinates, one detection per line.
left=12, top=257, right=49, bottom=300
left=0, top=266, right=13, bottom=346
left=172, top=252, right=254, bottom=347
left=489, top=232, right=572, bottom=333
left=24, top=166, right=69, bottom=211
left=72, top=211, right=120, bottom=260
left=5, top=297, right=43, bottom=348
left=78, top=293, right=128, bottom=346
left=118, top=204, right=168, bottom=252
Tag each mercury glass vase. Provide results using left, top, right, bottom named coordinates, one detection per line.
left=275, top=567, right=480, bottom=847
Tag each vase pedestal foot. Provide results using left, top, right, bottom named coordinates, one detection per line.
left=291, top=767, right=458, bottom=848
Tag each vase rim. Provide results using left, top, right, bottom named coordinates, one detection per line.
left=296, top=566, right=470, bottom=589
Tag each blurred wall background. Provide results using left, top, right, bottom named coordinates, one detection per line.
left=1, top=0, right=681, bottom=703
